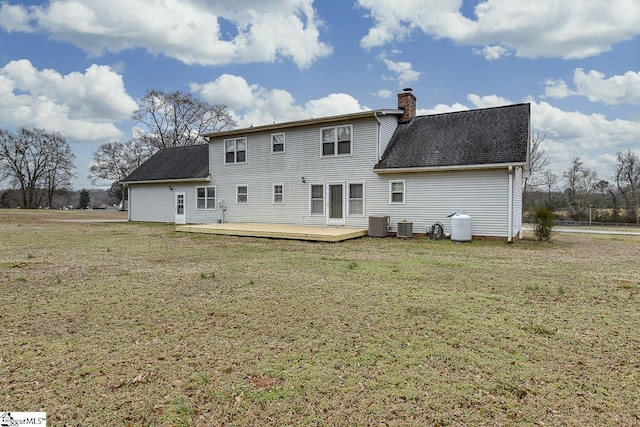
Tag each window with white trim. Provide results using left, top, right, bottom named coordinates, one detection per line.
left=273, top=184, right=284, bottom=204
left=321, top=125, right=352, bottom=156
left=348, top=183, right=364, bottom=216
left=225, top=138, right=247, bottom=164
left=389, top=180, right=405, bottom=204
left=196, top=186, right=216, bottom=210
left=236, top=185, right=248, bottom=203
left=310, top=184, right=324, bottom=215
left=271, top=133, right=285, bottom=153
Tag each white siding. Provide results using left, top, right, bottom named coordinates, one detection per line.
left=366, top=169, right=512, bottom=238
left=129, top=182, right=216, bottom=223
left=129, top=184, right=175, bottom=222
left=512, top=167, right=523, bottom=238
left=378, top=115, right=398, bottom=159
left=208, top=118, right=380, bottom=228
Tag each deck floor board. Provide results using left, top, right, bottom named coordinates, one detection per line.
left=176, top=223, right=368, bottom=242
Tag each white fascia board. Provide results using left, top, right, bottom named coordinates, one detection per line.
left=121, top=176, right=211, bottom=185
left=373, top=162, right=527, bottom=174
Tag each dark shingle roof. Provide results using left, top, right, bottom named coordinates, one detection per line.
left=374, top=103, right=530, bottom=170
left=122, top=144, right=209, bottom=183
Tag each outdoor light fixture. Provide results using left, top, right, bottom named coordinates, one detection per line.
left=168, top=185, right=173, bottom=191
left=301, top=177, right=306, bottom=183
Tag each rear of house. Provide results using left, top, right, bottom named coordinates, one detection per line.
left=203, top=110, right=403, bottom=229
left=123, top=91, right=530, bottom=241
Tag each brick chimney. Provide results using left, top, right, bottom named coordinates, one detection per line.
left=397, top=88, right=416, bottom=123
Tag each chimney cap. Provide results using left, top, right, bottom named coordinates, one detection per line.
left=402, top=87, right=413, bottom=92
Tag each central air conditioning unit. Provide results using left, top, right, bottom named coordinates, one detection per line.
left=397, top=220, right=413, bottom=238
left=368, top=216, right=389, bottom=237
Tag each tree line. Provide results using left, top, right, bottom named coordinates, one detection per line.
left=0, top=89, right=235, bottom=209
left=525, top=133, right=640, bottom=224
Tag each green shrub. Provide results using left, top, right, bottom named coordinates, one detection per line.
left=533, top=207, right=555, bottom=242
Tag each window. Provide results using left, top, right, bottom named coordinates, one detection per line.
left=321, top=125, right=351, bottom=156
left=310, top=184, right=324, bottom=215
left=271, top=133, right=285, bottom=153
left=273, top=184, right=284, bottom=204
left=348, top=183, right=364, bottom=216
left=236, top=185, right=248, bottom=203
left=196, top=186, right=216, bottom=210
left=225, top=138, right=247, bottom=164
left=390, top=180, right=405, bottom=204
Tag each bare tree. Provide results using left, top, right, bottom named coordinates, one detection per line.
left=89, top=139, right=150, bottom=206
left=524, top=131, right=551, bottom=194
left=0, top=128, right=76, bottom=208
left=614, top=149, right=640, bottom=223
left=540, top=170, right=559, bottom=205
left=563, top=157, right=599, bottom=220
left=132, top=89, right=236, bottom=151
left=43, top=134, right=76, bottom=208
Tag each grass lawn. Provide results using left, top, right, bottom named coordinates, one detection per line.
left=1, top=209, right=639, bottom=426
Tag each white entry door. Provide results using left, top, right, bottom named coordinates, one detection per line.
left=175, top=192, right=186, bottom=224
left=327, top=183, right=345, bottom=225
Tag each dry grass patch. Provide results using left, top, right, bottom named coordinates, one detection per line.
left=1, top=209, right=639, bottom=426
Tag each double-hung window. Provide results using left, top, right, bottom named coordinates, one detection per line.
left=237, top=185, right=248, bottom=203
left=273, top=184, right=284, bottom=204
left=389, top=180, right=405, bottom=204
left=310, top=184, right=324, bottom=215
left=225, top=138, right=247, bottom=164
left=348, top=183, right=364, bottom=216
left=196, top=186, right=216, bottom=210
left=321, top=125, right=352, bottom=156
left=271, top=133, right=285, bottom=153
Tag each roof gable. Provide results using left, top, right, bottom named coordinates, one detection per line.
left=375, top=103, right=530, bottom=170
left=122, top=144, right=209, bottom=183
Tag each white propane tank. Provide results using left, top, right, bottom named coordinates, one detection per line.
left=450, top=210, right=472, bottom=242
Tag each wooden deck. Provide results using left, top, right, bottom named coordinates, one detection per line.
left=176, top=223, right=369, bottom=242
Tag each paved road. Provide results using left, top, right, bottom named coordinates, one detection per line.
left=523, top=226, right=640, bottom=236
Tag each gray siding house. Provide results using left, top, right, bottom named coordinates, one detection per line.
left=122, top=91, right=530, bottom=241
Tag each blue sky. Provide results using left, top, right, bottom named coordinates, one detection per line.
left=1, top=0, right=638, bottom=189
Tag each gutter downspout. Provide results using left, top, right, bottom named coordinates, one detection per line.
left=508, top=166, right=513, bottom=243
left=127, top=185, right=131, bottom=221
left=373, top=111, right=381, bottom=161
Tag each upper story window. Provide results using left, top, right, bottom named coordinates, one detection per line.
left=271, top=133, right=285, bottom=153
left=321, top=125, right=352, bottom=157
left=225, top=138, right=247, bottom=164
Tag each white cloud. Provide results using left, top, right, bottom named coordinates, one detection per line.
left=418, top=103, right=469, bottom=115
left=473, top=45, right=509, bottom=61
left=0, top=2, right=33, bottom=32
left=530, top=100, right=640, bottom=179
left=192, top=74, right=367, bottom=127
left=0, top=59, right=137, bottom=141
left=545, top=68, right=640, bottom=105
left=375, top=89, right=393, bottom=98
left=543, top=79, right=577, bottom=99
left=8, top=0, right=331, bottom=69
left=358, top=0, right=640, bottom=59
left=379, top=54, right=421, bottom=86
left=417, top=94, right=511, bottom=115
left=467, top=94, right=512, bottom=109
